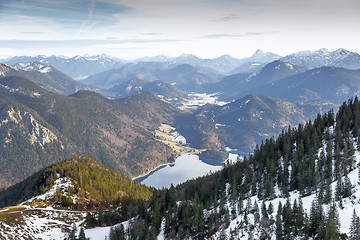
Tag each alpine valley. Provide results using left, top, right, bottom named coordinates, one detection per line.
left=1, top=48, right=360, bottom=240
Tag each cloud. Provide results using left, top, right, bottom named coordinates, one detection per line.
left=141, top=33, right=163, bottom=36
left=215, top=14, right=243, bottom=22
left=200, top=32, right=279, bottom=39
left=0, top=0, right=131, bottom=25
left=0, top=38, right=180, bottom=49
left=22, top=31, right=48, bottom=35
left=75, top=0, right=98, bottom=38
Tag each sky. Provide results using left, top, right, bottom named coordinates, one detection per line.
left=0, top=0, right=359, bottom=59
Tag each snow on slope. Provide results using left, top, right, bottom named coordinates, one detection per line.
left=180, top=92, right=228, bottom=110
left=13, top=62, right=53, bottom=73
left=92, top=133, right=360, bottom=240
left=2, top=130, right=360, bottom=239
left=0, top=177, right=86, bottom=240
left=211, top=140, right=360, bottom=239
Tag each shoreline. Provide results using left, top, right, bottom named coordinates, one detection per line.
left=132, top=152, right=233, bottom=184
left=132, top=161, right=176, bottom=183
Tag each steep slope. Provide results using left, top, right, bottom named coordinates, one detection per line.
left=0, top=156, right=153, bottom=239
left=3, top=97, right=360, bottom=240
left=141, top=80, right=187, bottom=99
left=81, top=62, right=170, bottom=88
left=253, top=66, right=360, bottom=104
left=82, top=62, right=223, bottom=92
left=99, top=97, right=360, bottom=240
left=202, top=60, right=307, bottom=101
left=175, top=94, right=328, bottom=153
left=0, top=62, right=94, bottom=95
left=229, top=61, right=266, bottom=74
left=0, top=76, right=178, bottom=189
left=157, top=63, right=222, bottom=91
left=106, top=79, right=188, bottom=104
left=0, top=155, right=153, bottom=208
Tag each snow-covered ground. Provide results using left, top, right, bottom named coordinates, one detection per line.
left=20, top=177, right=74, bottom=207
left=3, top=128, right=360, bottom=239
left=212, top=142, right=360, bottom=239
left=169, top=127, right=187, bottom=145
left=0, top=177, right=86, bottom=240
left=180, top=92, right=228, bottom=110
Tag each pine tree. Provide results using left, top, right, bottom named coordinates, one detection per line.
left=276, top=203, right=283, bottom=240
left=349, top=208, right=358, bottom=240
left=268, top=202, right=274, bottom=217
left=253, top=200, right=260, bottom=223
left=325, top=201, right=340, bottom=240
left=296, top=198, right=305, bottom=234
left=323, top=178, right=332, bottom=204
left=78, top=227, right=86, bottom=240
left=261, top=201, right=268, bottom=219
left=349, top=209, right=360, bottom=240
left=309, top=197, right=323, bottom=237
left=238, top=193, right=244, bottom=213
left=335, top=177, right=343, bottom=201
left=343, top=174, right=352, bottom=198
left=282, top=199, right=293, bottom=237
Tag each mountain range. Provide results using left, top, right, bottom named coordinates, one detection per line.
left=2, top=48, right=360, bottom=239
left=282, top=48, right=360, bottom=69
left=175, top=94, right=335, bottom=153
left=3, top=54, right=122, bottom=80
left=81, top=62, right=223, bottom=92
left=0, top=63, right=94, bottom=95
left=251, top=66, right=360, bottom=104
left=0, top=76, right=178, bottom=189
left=202, top=60, right=308, bottom=101
left=133, top=49, right=281, bottom=74
left=2, top=96, right=360, bottom=239
left=1, top=49, right=360, bottom=179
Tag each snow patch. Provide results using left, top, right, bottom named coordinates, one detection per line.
left=39, top=66, right=51, bottom=73
left=180, top=92, right=228, bottom=110
left=20, top=177, right=74, bottom=206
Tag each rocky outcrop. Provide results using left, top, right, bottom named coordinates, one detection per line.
left=3, top=107, right=59, bottom=147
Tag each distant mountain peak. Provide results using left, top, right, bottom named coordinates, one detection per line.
left=253, top=49, right=266, bottom=55
left=216, top=54, right=236, bottom=60
left=315, top=48, right=330, bottom=54
left=248, top=49, right=282, bottom=63
left=175, top=54, right=200, bottom=62
left=251, top=49, right=276, bottom=57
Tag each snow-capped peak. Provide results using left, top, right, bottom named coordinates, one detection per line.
left=13, top=62, right=53, bottom=73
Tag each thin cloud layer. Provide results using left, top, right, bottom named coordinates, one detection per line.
left=0, top=0, right=359, bottom=58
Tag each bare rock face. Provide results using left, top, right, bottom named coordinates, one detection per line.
left=21, top=111, right=58, bottom=146
left=3, top=107, right=59, bottom=147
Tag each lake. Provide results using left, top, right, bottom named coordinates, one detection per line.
left=139, top=154, right=223, bottom=189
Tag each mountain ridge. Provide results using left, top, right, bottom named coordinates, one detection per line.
left=0, top=62, right=94, bottom=95
left=0, top=76, right=179, bottom=189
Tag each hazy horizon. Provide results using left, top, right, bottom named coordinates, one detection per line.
left=2, top=47, right=359, bottom=62
left=0, top=0, right=359, bottom=59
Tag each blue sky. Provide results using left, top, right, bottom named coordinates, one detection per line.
left=0, top=0, right=359, bottom=59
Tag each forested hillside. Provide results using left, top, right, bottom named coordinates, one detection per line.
left=175, top=94, right=334, bottom=153
left=103, top=96, right=360, bottom=239
left=0, top=156, right=153, bottom=208
left=0, top=76, right=178, bottom=189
